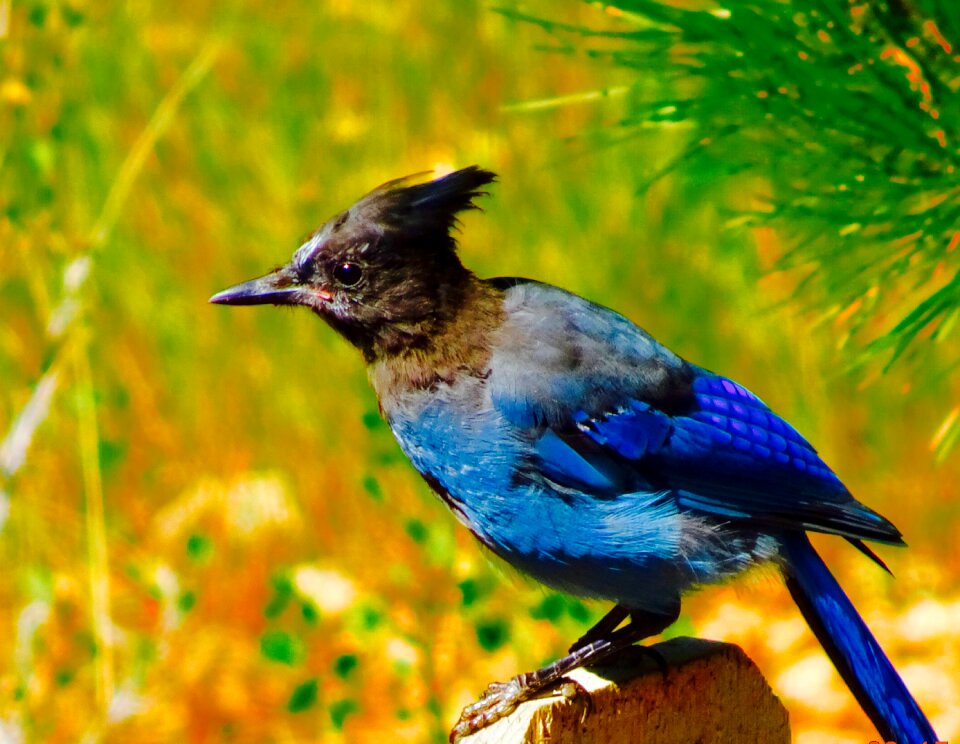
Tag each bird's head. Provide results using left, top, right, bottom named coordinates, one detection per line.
left=210, top=166, right=496, bottom=360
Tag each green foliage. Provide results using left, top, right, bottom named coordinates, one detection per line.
left=362, top=474, right=384, bottom=501
left=529, top=593, right=565, bottom=622
left=264, top=574, right=294, bottom=619
left=185, top=534, right=213, bottom=561
left=458, top=576, right=495, bottom=608
left=529, top=593, right=594, bottom=625
left=566, top=599, right=591, bottom=624
left=55, top=668, right=75, bottom=687
left=261, top=630, right=302, bottom=665
left=300, top=602, right=320, bottom=624
left=349, top=604, right=385, bottom=634
left=177, top=590, right=197, bottom=613
left=405, top=518, right=429, bottom=544
left=287, top=678, right=319, bottom=713
left=329, top=698, right=359, bottom=730
left=333, top=653, right=359, bottom=679
left=504, top=0, right=960, bottom=454
left=474, top=617, right=510, bottom=652
left=362, top=411, right=385, bottom=430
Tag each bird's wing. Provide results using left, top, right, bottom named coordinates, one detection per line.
left=502, top=370, right=899, bottom=543
left=486, top=283, right=899, bottom=544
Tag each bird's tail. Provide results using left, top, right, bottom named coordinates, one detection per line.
left=780, top=533, right=937, bottom=744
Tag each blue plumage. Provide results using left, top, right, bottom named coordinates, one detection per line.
left=211, top=167, right=937, bottom=743
left=377, top=278, right=880, bottom=612
left=783, top=533, right=938, bottom=744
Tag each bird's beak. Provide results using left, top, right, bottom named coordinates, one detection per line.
left=209, top=268, right=306, bottom=306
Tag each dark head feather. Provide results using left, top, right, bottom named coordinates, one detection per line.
left=211, top=166, right=501, bottom=362
left=354, top=166, right=497, bottom=247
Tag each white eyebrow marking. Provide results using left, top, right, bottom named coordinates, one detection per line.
left=357, top=242, right=371, bottom=255
left=294, top=232, right=325, bottom=269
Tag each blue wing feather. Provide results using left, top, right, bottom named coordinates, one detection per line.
left=528, top=370, right=900, bottom=543
left=534, top=429, right=617, bottom=493
left=485, top=281, right=900, bottom=544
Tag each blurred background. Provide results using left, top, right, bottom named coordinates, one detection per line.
left=1, top=0, right=958, bottom=742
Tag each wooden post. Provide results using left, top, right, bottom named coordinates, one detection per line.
left=459, top=637, right=791, bottom=744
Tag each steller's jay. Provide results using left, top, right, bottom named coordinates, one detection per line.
left=211, top=167, right=937, bottom=743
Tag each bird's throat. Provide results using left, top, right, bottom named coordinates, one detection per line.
left=368, top=276, right=505, bottom=403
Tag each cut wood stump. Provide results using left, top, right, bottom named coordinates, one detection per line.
left=458, top=637, right=791, bottom=744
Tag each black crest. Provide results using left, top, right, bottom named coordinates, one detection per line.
left=356, top=166, right=497, bottom=244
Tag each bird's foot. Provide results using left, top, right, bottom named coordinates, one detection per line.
left=449, top=677, right=526, bottom=741
left=449, top=606, right=679, bottom=741
left=449, top=674, right=586, bottom=742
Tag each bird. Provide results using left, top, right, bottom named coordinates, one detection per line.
left=210, top=166, right=937, bottom=743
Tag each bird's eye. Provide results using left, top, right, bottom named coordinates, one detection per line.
left=333, top=262, right=363, bottom=287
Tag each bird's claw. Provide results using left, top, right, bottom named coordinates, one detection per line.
left=450, top=678, right=525, bottom=742
left=557, top=679, right=592, bottom=724
left=449, top=676, right=590, bottom=742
